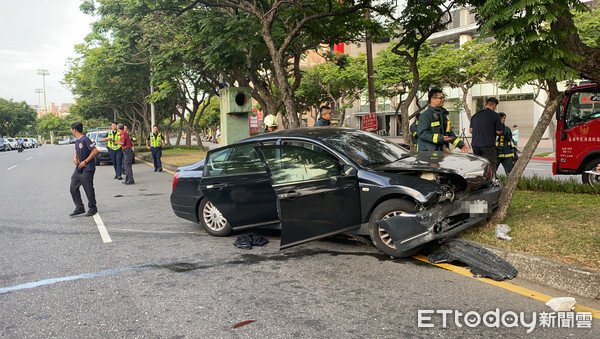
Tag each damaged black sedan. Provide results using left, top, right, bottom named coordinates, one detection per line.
left=170, top=128, right=502, bottom=257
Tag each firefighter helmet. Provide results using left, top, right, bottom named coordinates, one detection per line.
left=264, top=115, right=278, bottom=127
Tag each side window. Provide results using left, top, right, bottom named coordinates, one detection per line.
left=565, top=92, right=600, bottom=129
left=261, top=145, right=341, bottom=184
left=205, top=143, right=264, bottom=177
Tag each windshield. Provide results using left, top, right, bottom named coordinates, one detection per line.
left=565, top=90, right=600, bottom=129
left=323, top=130, right=410, bottom=167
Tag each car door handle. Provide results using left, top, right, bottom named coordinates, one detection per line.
left=278, top=191, right=301, bottom=200
left=206, top=183, right=227, bottom=189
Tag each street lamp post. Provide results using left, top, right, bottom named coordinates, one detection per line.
left=35, top=89, right=44, bottom=115
left=37, top=69, right=49, bottom=114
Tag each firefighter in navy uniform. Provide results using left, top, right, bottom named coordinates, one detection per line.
left=103, top=122, right=123, bottom=179
left=496, top=112, right=516, bottom=174
left=409, top=113, right=420, bottom=145
left=417, top=89, right=469, bottom=153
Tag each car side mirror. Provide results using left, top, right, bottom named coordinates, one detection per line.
left=343, top=164, right=357, bottom=176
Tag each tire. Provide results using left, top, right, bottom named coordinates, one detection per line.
left=95, top=157, right=101, bottom=166
left=582, top=158, right=600, bottom=187
left=198, top=198, right=232, bottom=237
left=368, top=198, right=422, bottom=258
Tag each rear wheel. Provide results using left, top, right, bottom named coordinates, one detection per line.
left=368, top=199, right=422, bottom=258
left=199, top=198, right=232, bottom=237
left=582, top=158, right=600, bottom=187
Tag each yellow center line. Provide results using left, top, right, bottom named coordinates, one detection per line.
left=413, top=255, right=600, bottom=319
left=137, top=157, right=175, bottom=174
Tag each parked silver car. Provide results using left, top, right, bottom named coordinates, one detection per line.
left=6, top=138, right=17, bottom=149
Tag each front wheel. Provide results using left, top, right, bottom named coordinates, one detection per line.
left=198, top=198, right=232, bottom=237
left=368, top=199, right=422, bottom=258
left=582, top=159, right=600, bottom=187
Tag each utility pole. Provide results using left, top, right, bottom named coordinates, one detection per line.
left=150, top=70, right=155, bottom=127
left=35, top=89, right=44, bottom=116
left=37, top=69, right=49, bottom=114
left=365, top=10, right=376, bottom=116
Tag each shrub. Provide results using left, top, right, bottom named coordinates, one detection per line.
left=498, top=174, right=600, bottom=194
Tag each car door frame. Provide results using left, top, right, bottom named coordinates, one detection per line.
left=199, top=141, right=279, bottom=230
left=255, top=141, right=362, bottom=249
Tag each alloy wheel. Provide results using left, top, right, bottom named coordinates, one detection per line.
left=202, top=201, right=228, bottom=232
left=377, top=211, right=403, bottom=250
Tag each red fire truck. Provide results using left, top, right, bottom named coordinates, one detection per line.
left=553, top=83, right=600, bottom=185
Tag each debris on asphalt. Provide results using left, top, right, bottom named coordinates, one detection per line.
left=427, top=239, right=518, bottom=281
left=495, top=224, right=513, bottom=241
left=233, top=234, right=269, bottom=250
left=546, top=297, right=577, bottom=312
left=233, top=320, right=255, bottom=328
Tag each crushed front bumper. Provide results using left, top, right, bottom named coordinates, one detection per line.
left=377, top=185, right=502, bottom=253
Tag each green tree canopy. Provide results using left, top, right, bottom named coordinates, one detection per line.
left=0, top=98, right=37, bottom=137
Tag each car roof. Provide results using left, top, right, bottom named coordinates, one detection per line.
left=244, top=127, right=369, bottom=143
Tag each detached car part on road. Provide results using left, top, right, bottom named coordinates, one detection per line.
left=170, top=128, right=502, bottom=257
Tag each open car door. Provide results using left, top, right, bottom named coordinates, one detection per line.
left=199, top=142, right=279, bottom=229
left=256, top=144, right=362, bottom=249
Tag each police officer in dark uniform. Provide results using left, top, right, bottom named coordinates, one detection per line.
left=69, top=121, right=99, bottom=217
left=417, top=89, right=468, bottom=153
left=103, top=122, right=123, bottom=180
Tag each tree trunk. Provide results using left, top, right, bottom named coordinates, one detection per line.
left=398, top=52, right=419, bottom=146
left=491, top=80, right=563, bottom=224
left=176, top=123, right=182, bottom=145
left=461, top=85, right=473, bottom=120
left=262, top=30, right=300, bottom=128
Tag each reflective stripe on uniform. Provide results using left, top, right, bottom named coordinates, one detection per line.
left=433, top=134, right=439, bottom=144
left=446, top=121, right=451, bottom=133
left=453, top=138, right=461, bottom=146
left=431, top=121, right=440, bottom=127
left=498, top=153, right=514, bottom=158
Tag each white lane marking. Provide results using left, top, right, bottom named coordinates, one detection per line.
left=116, top=228, right=200, bottom=235
left=93, top=213, right=112, bottom=243
left=26, top=157, right=32, bottom=160
left=6, top=165, right=17, bottom=171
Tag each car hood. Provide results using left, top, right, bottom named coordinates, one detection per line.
left=371, top=152, right=492, bottom=179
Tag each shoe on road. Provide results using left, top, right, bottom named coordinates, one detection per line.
left=85, top=210, right=97, bottom=217
left=158, top=168, right=163, bottom=172
left=113, top=175, right=118, bottom=179
left=117, top=176, right=123, bottom=180
left=69, top=209, right=85, bottom=217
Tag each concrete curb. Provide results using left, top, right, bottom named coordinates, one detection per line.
left=134, top=153, right=179, bottom=173
left=475, top=242, right=600, bottom=299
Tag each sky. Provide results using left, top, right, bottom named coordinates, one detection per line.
left=0, top=0, right=94, bottom=107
